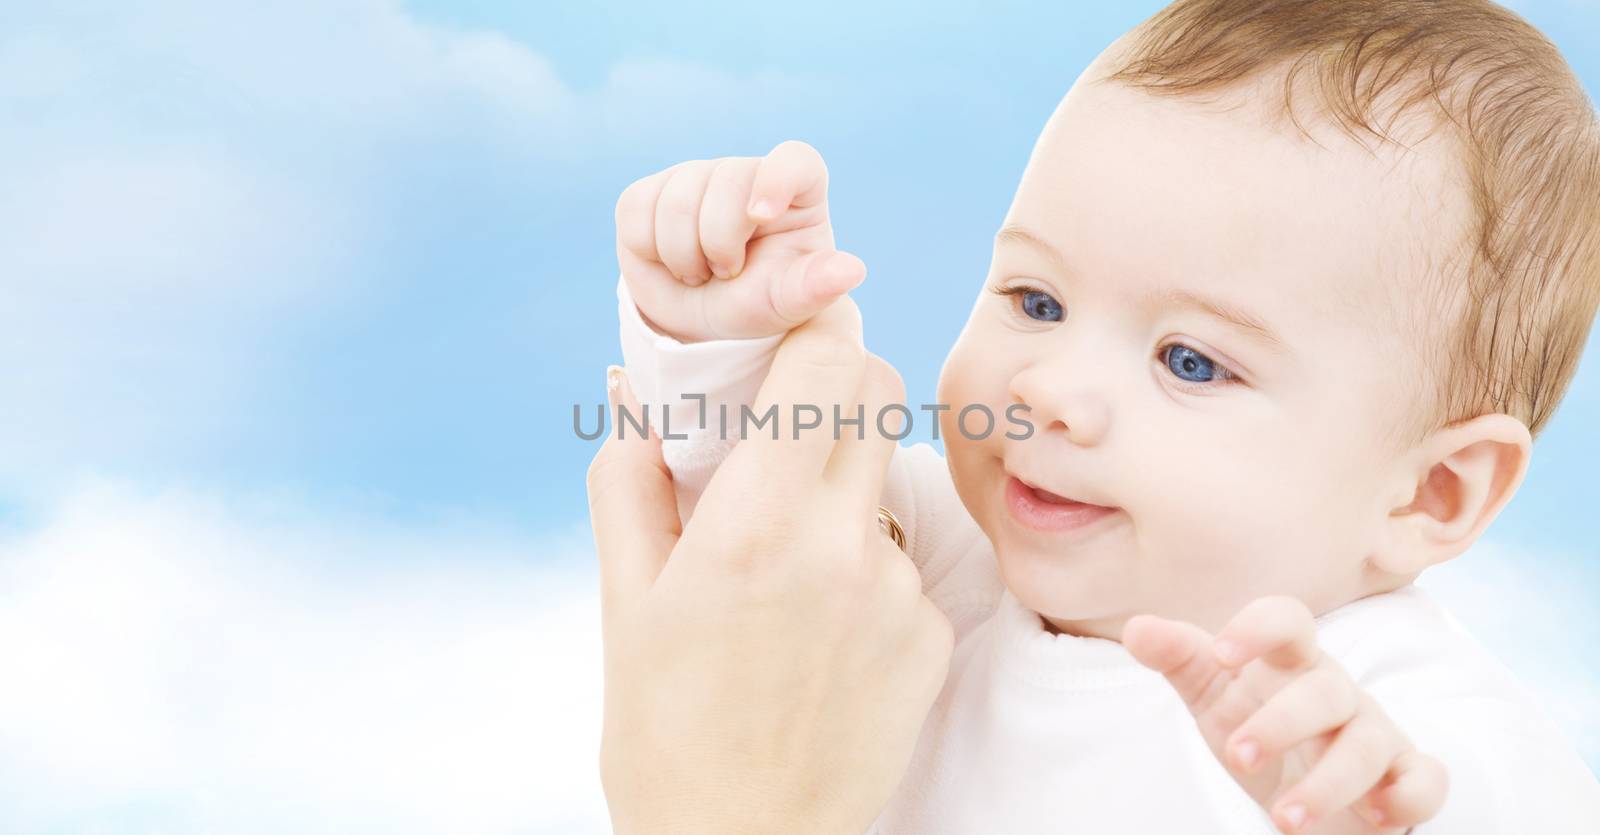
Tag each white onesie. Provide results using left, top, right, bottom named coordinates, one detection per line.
left=614, top=277, right=1600, bottom=834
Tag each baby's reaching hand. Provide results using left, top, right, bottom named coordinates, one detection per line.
left=614, top=139, right=866, bottom=343
left=1123, top=597, right=1448, bottom=835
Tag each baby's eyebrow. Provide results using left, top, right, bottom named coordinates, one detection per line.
left=1141, top=286, right=1290, bottom=356
left=996, top=224, right=1073, bottom=277
left=995, top=224, right=1289, bottom=356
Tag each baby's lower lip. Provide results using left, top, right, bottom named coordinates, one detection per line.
left=1004, top=476, right=1119, bottom=533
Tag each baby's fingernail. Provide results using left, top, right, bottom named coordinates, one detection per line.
left=1234, top=738, right=1259, bottom=770
left=1213, top=639, right=1242, bottom=665
left=1280, top=804, right=1309, bottom=832
left=709, top=264, right=728, bottom=280
left=748, top=198, right=774, bottom=219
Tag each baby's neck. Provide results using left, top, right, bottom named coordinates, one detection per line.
left=1037, top=611, right=1124, bottom=642
left=1033, top=579, right=1422, bottom=644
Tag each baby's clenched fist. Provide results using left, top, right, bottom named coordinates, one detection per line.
left=614, top=139, right=866, bottom=343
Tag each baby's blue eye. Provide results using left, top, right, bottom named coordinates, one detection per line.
left=1165, top=345, right=1220, bottom=383
left=1020, top=290, right=1063, bottom=322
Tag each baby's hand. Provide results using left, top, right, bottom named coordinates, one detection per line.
left=1123, top=597, right=1448, bottom=834
left=614, top=139, right=866, bottom=343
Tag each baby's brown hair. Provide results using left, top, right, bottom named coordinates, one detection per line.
left=1102, top=0, right=1600, bottom=444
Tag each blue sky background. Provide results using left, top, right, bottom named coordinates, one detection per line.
left=0, top=1, right=1595, bottom=832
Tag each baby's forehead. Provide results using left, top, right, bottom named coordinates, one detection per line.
left=1019, top=76, right=1467, bottom=344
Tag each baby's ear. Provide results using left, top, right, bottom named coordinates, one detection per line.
left=1373, top=413, right=1532, bottom=576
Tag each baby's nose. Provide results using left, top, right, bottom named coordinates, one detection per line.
left=1007, top=363, right=1110, bottom=447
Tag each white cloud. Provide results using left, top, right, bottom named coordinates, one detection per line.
left=0, top=30, right=86, bottom=102
left=0, top=479, right=610, bottom=834
left=1418, top=538, right=1600, bottom=769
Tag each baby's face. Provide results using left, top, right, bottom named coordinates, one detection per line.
left=937, top=53, right=1464, bottom=639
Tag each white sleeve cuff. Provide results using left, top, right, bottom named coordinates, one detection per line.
left=615, top=275, right=784, bottom=518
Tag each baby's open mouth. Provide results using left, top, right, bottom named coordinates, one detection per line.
left=1027, top=483, right=1083, bottom=505
left=1002, top=471, right=1120, bottom=534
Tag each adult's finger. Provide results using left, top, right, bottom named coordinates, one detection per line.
left=747, top=139, right=829, bottom=222
left=1212, top=596, right=1320, bottom=673
left=586, top=365, right=682, bottom=612
left=727, top=295, right=867, bottom=484
left=825, top=351, right=905, bottom=510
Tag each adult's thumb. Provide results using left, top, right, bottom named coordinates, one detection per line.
left=586, top=365, right=682, bottom=611
left=772, top=250, right=866, bottom=326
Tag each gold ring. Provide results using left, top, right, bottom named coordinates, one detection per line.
left=876, top=505, right=907, bottom=553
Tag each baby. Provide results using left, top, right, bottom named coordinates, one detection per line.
left=609, top=1, right=1600, bottom=832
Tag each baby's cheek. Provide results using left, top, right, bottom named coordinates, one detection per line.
left=1136, top=464, right=1297, bottom=602
left=935, top=339, right=981, bottom=407
left=934, top=351, right=973, bottom=429
left=1147, top=499, right=1255, bottom=585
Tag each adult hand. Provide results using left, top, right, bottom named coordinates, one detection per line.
left=586, top=297, right=954, bottom=835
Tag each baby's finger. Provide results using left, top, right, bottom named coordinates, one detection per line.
left=1363, top=750, right=1448, bottom=830
left=1123, top=614, right=1225, bottom=710
left=654, top=159, right=719, bottom=286
left=615, top=165, right=677, bottom=265
left=699, top=157, right=760, bottom=279
left=1226, top=666, right=1358, bottom=773
left=1272, top=712, right=1402, bottom=833
left=748, top=139, right=829, bottom=222
left=692, top=248, right=864, bottom=340
left=1213, top=595, right=1320, bottom=673
left=772, top=249, right=867, bottom=327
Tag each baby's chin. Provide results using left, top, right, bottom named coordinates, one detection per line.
left=985, top=519, right=1144, bottom=639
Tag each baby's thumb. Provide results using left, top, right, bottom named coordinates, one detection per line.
left=771, top=250, right=866, bottom=327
